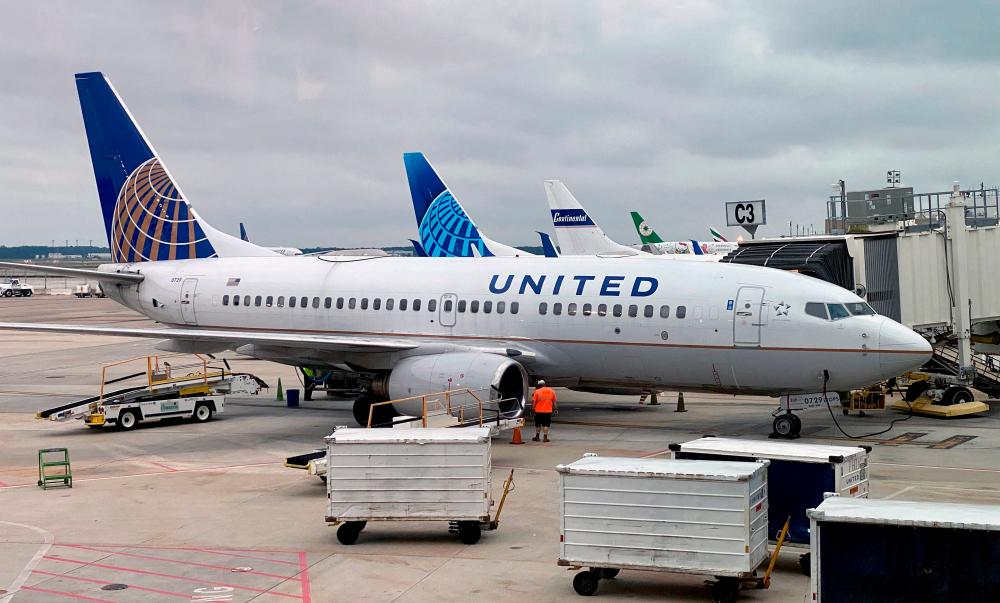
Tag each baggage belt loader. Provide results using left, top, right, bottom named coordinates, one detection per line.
left=37, top=354, right=264, bottom=431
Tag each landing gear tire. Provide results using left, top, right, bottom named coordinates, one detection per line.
left=600, top=568, right=620, bottom=579
left=353, top=394, right=396, bottom=427
left=572, top=570, right=600, bottom=596
left=336, top=521, right=366, bottom=545
left=193, top=403, right=213, bottom=423
left=117, top=410, right=139, bottom=431
left=711, top=578, right=740, bottom=603
left=942, top=386, right=973, bottom=406
left=773, top=413, right=799, bottom=438
left=457, top=521, right=481, bottom=545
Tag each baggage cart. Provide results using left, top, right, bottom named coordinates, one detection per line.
left=557, top=456, right=770, bottom=602
left=808, top=496, right=1000, bottom=602
left=670, top=436, right=870, bottom=574
left=325, top=427, right=510, bottom=545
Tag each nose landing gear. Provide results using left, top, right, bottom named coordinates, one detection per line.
left=770, top=412, right=802, bottom=439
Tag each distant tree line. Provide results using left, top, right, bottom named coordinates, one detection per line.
left=0, top=245, right=111, bottom=260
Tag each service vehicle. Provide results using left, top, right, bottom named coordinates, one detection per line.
left=74, top=282, right=105, bottom=298
left=0, top=278, right=34, bottom=297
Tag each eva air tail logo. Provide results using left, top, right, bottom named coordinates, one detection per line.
left=638, top=221, right=653, bottom=237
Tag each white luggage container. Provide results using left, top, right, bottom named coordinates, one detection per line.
left=808, top=496, right=1000, bottom=602
left=557, top=456, right=770, bottom=602
left=671, top=437, right=870, bottom=574
left=325, top=427, right=493, bottom=545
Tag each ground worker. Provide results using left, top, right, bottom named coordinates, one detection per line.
left=531, top=380, right=557, bottom=442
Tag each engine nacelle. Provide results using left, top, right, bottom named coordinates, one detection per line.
left=372, top=353, right=527, bottom=419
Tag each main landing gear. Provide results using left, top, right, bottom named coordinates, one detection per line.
left=770, top=411, right=802, bottom=439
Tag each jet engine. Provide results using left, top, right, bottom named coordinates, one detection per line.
left=369, top=352, right=528, bottom=422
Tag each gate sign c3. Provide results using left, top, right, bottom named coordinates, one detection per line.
left=725, top=200, right=766, bottom=227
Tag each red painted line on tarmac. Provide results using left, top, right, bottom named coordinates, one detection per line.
left=0, top=461, right=280, bottom=490
left=42, top=555, right=302, bottom=599
left=32, top=569, right=189, bottom=599
left=78, top=543, right=302, bottom=562
left=298, top=551, right=312, bottom=603
left=57, top=544, right=296, bottom=580
left=19, top=585, right=116, bottom=602
left=148, top=461, right=177, bottom=472
left=0, top=480, right=8, bottom=487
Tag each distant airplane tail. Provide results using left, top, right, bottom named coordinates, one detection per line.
left=630, top=211, right=665, bottom=244
left=75, top=72, right=273, bottom=263
left=690, top=240, right=705, bottom=255
left=538, top=231, right=560, bottom=257
left=544, top=181, right=639, bottom=256
left=709, top=226, right=728, bottom=242
left=240, top=223, right=250, bottom=242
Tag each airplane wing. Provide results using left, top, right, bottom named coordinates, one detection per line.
left=0, top=323, right=417, bottom=353
left=0, top=261, right=144, bottom=283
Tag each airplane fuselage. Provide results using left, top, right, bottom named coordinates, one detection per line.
left=102, top=255, right=929, bottom=396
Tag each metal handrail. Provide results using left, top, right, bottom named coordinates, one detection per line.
left=97, top=353, right=226, bottom=403
left=366, top=387, right=516, bottom=428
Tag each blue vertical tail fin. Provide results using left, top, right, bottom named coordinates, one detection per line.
left=239, top=223, right=250, bottom=242
left=538, top=232, right=560, bottom=257
left=75, top=72, right=271, bottom=262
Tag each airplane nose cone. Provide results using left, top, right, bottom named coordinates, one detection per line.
left=879, top=318, right=932, bottom=375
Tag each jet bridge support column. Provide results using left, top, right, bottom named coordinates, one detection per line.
left=946, top=182, right=974, bottom=384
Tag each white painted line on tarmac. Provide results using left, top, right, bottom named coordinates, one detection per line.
left=870, top=461, right=1000, bottom=474
left=880, top=485, right=917, bottom=500
left=0, top=521, right=54, bottom=603
left=0, top=462, right=280, bottom=490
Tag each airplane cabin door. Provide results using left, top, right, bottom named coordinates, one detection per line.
left=733, top=286, right=765, bottom=347
left=439, top=293, right=457, bottom=327
left=180, top=278, right=198, bottom=325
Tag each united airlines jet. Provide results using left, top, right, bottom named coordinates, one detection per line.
left=0, top=73, right=932, bottom=430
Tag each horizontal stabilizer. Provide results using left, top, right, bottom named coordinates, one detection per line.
left=0, top=262, right=144, bottom=283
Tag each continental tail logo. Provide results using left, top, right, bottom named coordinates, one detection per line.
left=111, top=158, right=216, bottom=262
left=550, top=209, right=595, bottom=227
left=418, top=191, right=492, bottom=257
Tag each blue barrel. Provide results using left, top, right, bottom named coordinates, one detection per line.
left=286, top=388, right=300, bottom=408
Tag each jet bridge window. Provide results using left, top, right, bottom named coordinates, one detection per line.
left=846, top=302, right=876, bottom=316
left=399, top=298, right=407, bottom=311
left=496, top=301, right=505, bottom=314
left=511, top=302, right=519, bottom=314
left=660, top=305, right=670, bottom=318
left=628, top=304, right=638, bottom=318
left=677, top=305, right=687, bottom=319
left=613, top=304, right=622, bottom=317
left=483, top=301, right=492, bottom=314
left=470, top=300, right=479, bottom=313
left=222, top=295, right=229, bottom=306
left=583, top=303, right=592, bottom=316
left=266, top=296, right=273, bottom=307
left=386, top=298, right=394, bottom=310
left=539, top=302, right=548, bottom=315
left=827, top=303, right=850, bottom=320
left=644, top=305, right=654, bottom=318
left=277, top=296, right=285, bottom=308
left=426, top=299, right=435, bottom=312
left=373, top=298, right=381, bottom=310
left=805, top=302, right=828, bottom=320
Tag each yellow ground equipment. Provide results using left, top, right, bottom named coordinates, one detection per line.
left=893, top=371, right=990, bottom=418
left=842, top=386, right=886, bottom=417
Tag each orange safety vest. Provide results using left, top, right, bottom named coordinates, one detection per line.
left=532, top=387, right=557, bottom=413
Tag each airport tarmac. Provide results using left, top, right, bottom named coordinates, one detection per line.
left=1, top=297, right=998, bottom=602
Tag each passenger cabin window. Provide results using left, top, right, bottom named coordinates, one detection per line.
left=299, top=296, right=307, bottom=308
left=598, top=304, right=607, bottom=317
left=511, top=302, right=519, bottom=314
left=613, top=304, right=622, bottom=317
left=312, top=297, right=319, bottom=309
left=234, top=296, right=240, bottom=306
left=399, top=298, right=407, bottom=311
left=539, top=302, right=548, bottom=315
left=644, top=305, right=654, bottom=318
left=373, top=298, right=381, bottom=310
left=386, top=299, right=394, bottom=311
left=266, top=296, right=273, bottom=307
left=483, top=301, right=492, bottom=314
left=805, top=302, right=828, bottom=320
left=277, top=296, right=284, bottom=308
left=222, top=295, right=229, bottom=306
left=254, top=296, right=262, bottom=307
left=660, top=305, right=670, bottom=318
left=677, top=305, right=687, bottom=319
left=427, top=299, right=435, bottom=312
left=414, top=298, right=422, bottom=311
left=568, top=303, right=577, bottom=316
left=243, top=295, right=251, bottom=307
left=336, top=297, right=344, bottom=309
left=443, top=299, right=452, bottom=312
left=361, top=298, right=369, bottom=310
left=827, top=303, right=850, bottom=320
left=470, top=300, right=479, bottom=313
left=628, top=305, right=638, bottom=318
left=458, top=300, right=467, bottom=313
left=496, top=301, right=505, bottom=314
left=324, top=297, right=332, bottom=309
left=583, top=303, right=592, bottom=316
left=846, top=302, right=876, bottom=316
left=553, top=303, right=563, bottom=316
left=348, top=298, right=356, bottom=310
left=289, top=296, right=296, bottom=308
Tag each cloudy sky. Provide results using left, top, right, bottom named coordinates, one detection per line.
left=3, top=1, right=1000, bottom=248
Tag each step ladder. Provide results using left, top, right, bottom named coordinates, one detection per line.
left=38, top=448, right=72, bottom=490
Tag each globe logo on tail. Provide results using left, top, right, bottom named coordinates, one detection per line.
left=418, top=191, right=491, bottom=257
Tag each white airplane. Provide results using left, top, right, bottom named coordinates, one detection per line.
left=630, top=211, right=740, bottom=256
left=544, top=180, right=646, bottom=257
left=0, top=72, right=932, bottom=434
left=239, top=223, right=303, bottom=257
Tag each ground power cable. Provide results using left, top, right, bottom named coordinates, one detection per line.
left=820, top=370, right=914, bottom=440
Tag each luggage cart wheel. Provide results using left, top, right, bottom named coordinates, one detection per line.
left=572, top=570, right=600, bottom=596
left=711, top=578, right=740, bottom=603
left=336, top=521, right=365, bottom=545
left=600, top=568, right=620, bottom=579
left=457, top=521, right=481, bottom=545
left=799, top=552, right=811, bottom=576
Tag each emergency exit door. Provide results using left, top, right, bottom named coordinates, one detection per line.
left=733, top=286, right=765, bottom=346
left=180, top=278, right=198, bottom=324
left=439, top=293, right=457, bottom=327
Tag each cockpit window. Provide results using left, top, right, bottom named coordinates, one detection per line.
left=846, top=302, right=876, bottom=316
left=805, top=302, right=828, bottom=320
left=827, top=303, right=850, bottom=320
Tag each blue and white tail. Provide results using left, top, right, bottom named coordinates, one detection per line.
left=75, top=72, right=273, bottom=263
left=402, top=152, right=530, bottom=257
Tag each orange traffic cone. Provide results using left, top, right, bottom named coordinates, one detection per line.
left=510, top=425, right=525, bottom=445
